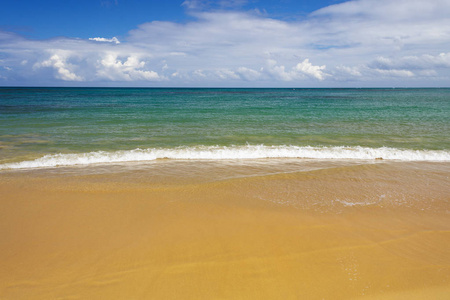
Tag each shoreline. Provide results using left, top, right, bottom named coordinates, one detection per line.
left=2, top=145, right=450, bottom=170
left=1, top=160, right=449, bottom=299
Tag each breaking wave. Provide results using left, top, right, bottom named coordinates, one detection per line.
left=1, top=145, right=450, bottom=170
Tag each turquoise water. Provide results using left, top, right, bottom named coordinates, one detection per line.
left=1, top=88, right=449, bottom=168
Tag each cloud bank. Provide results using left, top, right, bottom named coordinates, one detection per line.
left=1, top=0, right=450, bottom=86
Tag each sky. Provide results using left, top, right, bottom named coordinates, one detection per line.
left=1, top=0, right=450, bottom=87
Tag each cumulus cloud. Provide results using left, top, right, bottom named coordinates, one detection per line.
left=1, top=0, right=450, bottom=86
left=215, top=69, right=240, bottom=80
left=34, top=52, right=84, bottom=81
left=96, top=53, right=161, bottom=81
left=294, top=59, right=327, bottom=80
left=264, top=59, right=327, bottom=81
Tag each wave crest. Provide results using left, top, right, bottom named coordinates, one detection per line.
left=1, top=145, right=450, bottom=170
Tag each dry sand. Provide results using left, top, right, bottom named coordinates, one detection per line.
left=0, top=160, right=449, bottom=299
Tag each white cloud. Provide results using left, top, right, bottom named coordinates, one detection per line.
left=311, top=0, right=450, bottom=49
left=236, top=67, right=262, bottom=81
left=335, top=66, right=362, bottom=77
left=193, top=69, right=207, bottom=78
left=265, top=59, right=327, bottom=81
left=370, top=53, right=450, bottom=71
left=313, top=0, right=450, bottom=21
left=34, top=52, right=84, bottom=81
left=89, top=37, right=120, bottom=44
left=373, top=69, right=415, bottom=78
left=294, top=59, right=327, bottom=80
left=215, top=69, right=240, bottom=80
left=96, top=53, right=161, bottom=81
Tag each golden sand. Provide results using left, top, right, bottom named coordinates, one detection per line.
left=0, top=161, right=449, bottom=299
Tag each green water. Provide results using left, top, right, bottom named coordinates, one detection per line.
left=0, top=88, right=449, bottom=165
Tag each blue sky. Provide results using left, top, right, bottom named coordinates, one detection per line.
left=2, top=1, right=346, bottom=39
left=1, top=0, right=450, bottom=87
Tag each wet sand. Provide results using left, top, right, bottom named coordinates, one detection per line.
left=0, top=160, right=449, bottom=299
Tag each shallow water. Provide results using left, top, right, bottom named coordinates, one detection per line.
left=1, top=88, right=449, bottom=167
left=3, top=159, right=448, bottom=213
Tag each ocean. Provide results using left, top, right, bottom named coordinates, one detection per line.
left=1, top=87, right=449, bottom=169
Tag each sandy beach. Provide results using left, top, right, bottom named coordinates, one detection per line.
left=0, top=160, right=449, bottom=299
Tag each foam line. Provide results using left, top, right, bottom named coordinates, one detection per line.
left=1, top=145, right=450, bottom=170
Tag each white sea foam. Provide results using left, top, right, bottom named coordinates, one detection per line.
left=1, top=145, right=450, bottom=170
